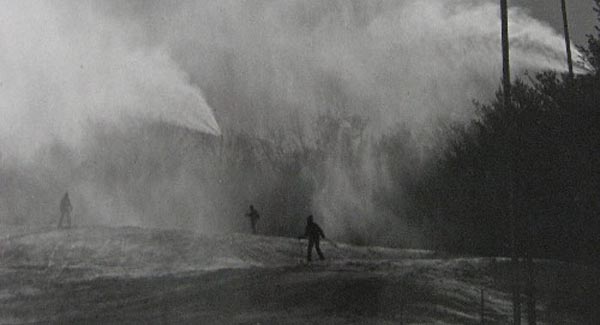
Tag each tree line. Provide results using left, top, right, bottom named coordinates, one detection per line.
left=408, top=1, right=600, bottom=265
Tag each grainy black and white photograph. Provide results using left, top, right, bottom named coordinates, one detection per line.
left=0, top=0, right=599, bottom=324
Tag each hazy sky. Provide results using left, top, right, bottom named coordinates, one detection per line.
left=517, top=0, right=597, bottom=46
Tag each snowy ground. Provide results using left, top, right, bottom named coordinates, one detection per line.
left=0, top=226, right=598, bottom=324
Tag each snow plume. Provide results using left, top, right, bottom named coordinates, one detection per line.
left=103, top=0, right=574, bottom=133
left=0, top=0, right=576, bottom=244
left=0, top=1, right=220, bottom=163
left=0, top=1, right=219, bottom=228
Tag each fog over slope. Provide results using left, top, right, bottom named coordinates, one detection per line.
left=0, top=0, right=575, bottom=245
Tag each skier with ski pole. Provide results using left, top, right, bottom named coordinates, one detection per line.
left=298, top=215, right=327, bottom=262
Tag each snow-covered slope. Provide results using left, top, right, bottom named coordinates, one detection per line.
left=0, top=226, right=598, bottom=324
left=0, top=226, right=432, bottom=278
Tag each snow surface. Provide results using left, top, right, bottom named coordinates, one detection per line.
left=0, top=226, right=432, bottom=279
left=0, top=226, right=598, bottom=324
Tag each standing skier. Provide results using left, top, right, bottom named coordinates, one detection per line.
left=246, top=205, right=260, bottom=234
left=58, top=192, right=73, bottom=229
left=299, top=215, right=326, bottom=262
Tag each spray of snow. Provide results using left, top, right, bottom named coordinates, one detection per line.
left=0, top=0, right=580, bottom=243
left=0, top=1, right=219, bottom=163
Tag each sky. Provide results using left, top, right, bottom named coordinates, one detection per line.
left=517, top=0, right=597, bottom=46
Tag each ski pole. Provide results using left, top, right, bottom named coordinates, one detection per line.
left=325, top=237, right=338, bottom=249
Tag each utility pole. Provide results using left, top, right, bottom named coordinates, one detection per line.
left=501, top=0, right=511, bottom=103
left=500, top=1, right=521, bottom=324
left=561, top=0, right=574, bottom=79
left=526, top=246, right=536, bottom=324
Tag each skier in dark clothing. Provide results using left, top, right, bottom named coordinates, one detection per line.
left=58, top=192, right=72, bottom=229
left=246, top=205, right=260, bottom=234
left=299, top=215, right=326, bottom=262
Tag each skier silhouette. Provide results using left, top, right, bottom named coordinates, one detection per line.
left=246, top=205, right=260, bottom=234
left=299, top=215, right=325, bottom=262
left=58, top=192, right=73, bottom=229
